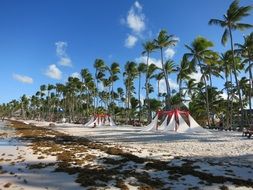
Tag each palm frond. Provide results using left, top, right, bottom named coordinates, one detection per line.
left=208, top=19, right=225, bottom=27
left=221, top=28, right=229, bottom=46
left=235, top=23, right=253, bottom=31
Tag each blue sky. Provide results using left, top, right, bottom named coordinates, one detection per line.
left=0, top=0, right=252, bottom=103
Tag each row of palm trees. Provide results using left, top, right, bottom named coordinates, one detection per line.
left=0, top=0, right=252, bottom=127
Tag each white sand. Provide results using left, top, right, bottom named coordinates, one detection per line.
left=2, top=119, right=253, bottom=189
left=0, top=121, right=83, bottom=190
left=49, top=124, right=253, bottom=164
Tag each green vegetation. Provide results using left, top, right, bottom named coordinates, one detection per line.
left=0, top=0, right=252, bottom=128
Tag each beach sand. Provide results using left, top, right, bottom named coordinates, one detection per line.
left=0, top=119, right=252, bottom=189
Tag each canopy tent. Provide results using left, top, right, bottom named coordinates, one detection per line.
left=142, top=109, right=210, bottom=134
left=84, top=114, right=117, bottom=127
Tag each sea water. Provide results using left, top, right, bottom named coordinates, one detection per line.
left=0, top=121, right=16, bottom=146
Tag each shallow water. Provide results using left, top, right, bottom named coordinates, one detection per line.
left=0, top=121, right=18, bottom=146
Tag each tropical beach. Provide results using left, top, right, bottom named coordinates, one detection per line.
left=0, top=0, right=253, bottom=189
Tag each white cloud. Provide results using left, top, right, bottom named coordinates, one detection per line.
left=58, top=57, right=72, bottom=66
left=136, top=56, right=162, bottom=69
left=55, top=41, right=67, bottom=56
left=71, top=72, right=81, bottom=80
left=45, top=64, right=62, bottom=80
left=159, top=78, right=179, bottom=93
left=165, top=48, right=175, bottom=59
left=127, top=5, right=145, bottom=33
left=55, top=41, right=72, bottom=67
left=13, top=74, right=33, bottom=84
left=134, top=1, right=142, bottom=10
left=125, top=34, right=138, bottom=48
left=122, top=1, right=146, bottom=48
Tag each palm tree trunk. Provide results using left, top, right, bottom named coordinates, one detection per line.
left=247, top=57, right=252, bottom=124
left=158, top=80, right=160, bottom=100
left=138, top=72, right=141, bottom=123
left=145, top=53, right=151, bottom=122
left=160, top=48, right=171, bottom=110
left=225, top=74, right=230, bottom=128
left=229, top=27, right=245, bottom=127
left=209, top=72, right=215, bottom=126
left=229, top=72, right=234, bottom=127
left=198, top=59, right=210, bottom=127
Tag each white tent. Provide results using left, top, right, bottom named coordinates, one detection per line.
left=85, top=117, right=98, bottom=127
left=109, top=117, right=117, bottom=127
left=158, top=115, right=168, bottom=131
left=162, top=114, right=176, bottom=132
left=186, top=115, right=211, bottom=134
left=85, top=115, right=117, bottom=127
left=176, top=114, right=190, bottom=133
left=141, top=115, right=158, bottom=131
left=84, top=116, right=95, bottom=126
left=143, top=110, right=211, bottom=134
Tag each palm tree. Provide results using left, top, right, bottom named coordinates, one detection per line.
left=39, top=84, right=46, bottom=119
left=47, top=84, right=55, bottom=120
left=20, top=94, right=29, bottom=119
left=177, top=59, right=191, bottom=99
left=235, top=32, right=253, bottom=122
left=142, top=41, right=156, bottom=121
left=137, top=62, right=146, bottom=123
left=184, top=36, right=214, bottom=126
left=154, top=29, right=178, bottom=110
left=154, top=72, right=164, bottom=100
left=220, top=51, right=234, bottom=128
left=94, top=59, right=106, bottom=111
left=123, top=61, right=138, bottom=123
left=209, top=0, right=253, bottom=126
left=108, top=62, right=120, bottom=115
left=164, top=59, right=178, bottom=93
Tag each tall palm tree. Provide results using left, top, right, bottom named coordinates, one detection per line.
left=177, top=59, right=191, bottom=100
left=94, top=59, right=106, bottom=111
left=123, top=61, right=138, bottom=123
left=209, top=0, right=253, bottom=126
left=47, top=84, right=55, bottom=120
left=145, top=63, right=158, bottom=121
left=154, top=72, right=164, bottom=100
left=184, top=36, right=214, bottom=126
left=39, top=84, right=46, bottom=119
left=220, top=51, right=234, bottom=128
left=137, top=62, right=146, bottom=123
left=142, top=41, right=156, bottom=121
left=235, top=32, right=253, bottom=122
left=108, top=62, right=120, bottom=113
left=154, top=29, right=178, bottom=110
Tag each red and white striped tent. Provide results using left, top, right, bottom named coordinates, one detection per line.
left=142, top=109, right=210, bottom=133
left=84, top=114, right=116, bottom=127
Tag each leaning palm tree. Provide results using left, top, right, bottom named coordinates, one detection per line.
left=209, top=0, right=253, bottom=126
left=154, top=29, right=178, bottom=110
